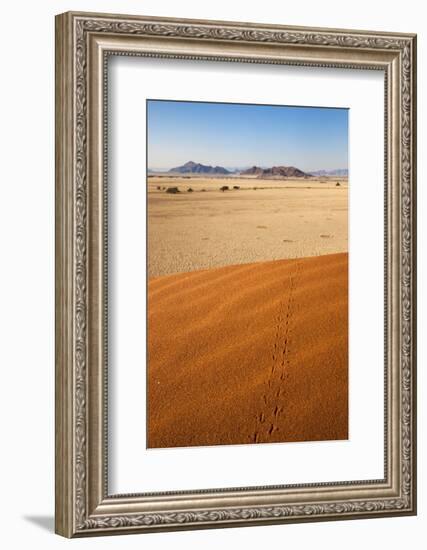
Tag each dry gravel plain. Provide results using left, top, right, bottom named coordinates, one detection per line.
left=147, top=176, right=348, bottom=278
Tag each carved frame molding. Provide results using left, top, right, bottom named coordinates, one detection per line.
left=55, top=11, right=416, bottom=537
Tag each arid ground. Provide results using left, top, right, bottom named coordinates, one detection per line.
left=147, top=176, right=348, bottom=448
left=147, top=176, right=348, bottom=278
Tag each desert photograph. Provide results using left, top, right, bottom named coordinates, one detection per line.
left=147, top=100, right=348, bottom=448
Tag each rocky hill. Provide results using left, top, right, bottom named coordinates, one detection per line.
left=241, top=165, right=308, bottom=178
left=169, top=161, right=231, bottom=175
left=240, top=166, right=265, bottom=176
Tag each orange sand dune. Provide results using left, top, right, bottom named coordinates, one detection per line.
left=147, top=253, right=348, bottom=448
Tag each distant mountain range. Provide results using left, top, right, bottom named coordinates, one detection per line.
left=240, top=165, right=308, bottom=178
left=169, top=161, right=231, bottom=175
left=148, top=161, right=348, bottom=178
left=309, top=169, right=348, bottom=177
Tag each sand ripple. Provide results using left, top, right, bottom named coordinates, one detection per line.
left=148, top=252, right=348, bottom=448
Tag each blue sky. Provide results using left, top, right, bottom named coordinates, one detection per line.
left=147, top=100, right=348, bottom=171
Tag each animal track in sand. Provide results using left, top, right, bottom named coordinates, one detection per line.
left=250, top=260, right=301, bottom=444
left=268, top=424, right=277, bottom=436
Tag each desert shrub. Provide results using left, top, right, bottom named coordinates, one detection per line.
left=336, top=182, right=341, bottom=186
left=166, top=187, right=180, bottom=194
left=156, top=186, right=161, bottom=190
left=233, top=185, right=240, bottom=190
left=201, top=189, right=206, bottom=192
left=187, top=188, right=194, bottom=192
left=220, top=185, right=229, bottom=192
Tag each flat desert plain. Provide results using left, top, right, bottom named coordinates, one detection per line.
left=147, top=176, right=348, bottom=448
left=148, top=176, right=348, bottom=277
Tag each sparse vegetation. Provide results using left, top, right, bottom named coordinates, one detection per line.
left=166, top=187, right=180, bottom=194
left=336, top=182, right=341, bottom=186
left=220, top=186, right=229, bottom=192
left=233, top=186, right=240, bottom=190
left=156, top=186, right=161, bottom=190
left=187, top=188, right=194, bottom=192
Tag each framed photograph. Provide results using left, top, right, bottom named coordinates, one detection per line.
left=55, top=11, right=417, bottom=537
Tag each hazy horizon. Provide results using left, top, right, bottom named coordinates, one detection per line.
left=147, top=100, right=348, bottom=172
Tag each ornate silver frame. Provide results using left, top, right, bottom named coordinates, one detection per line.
left=55, top=11, right=417, bottom=537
